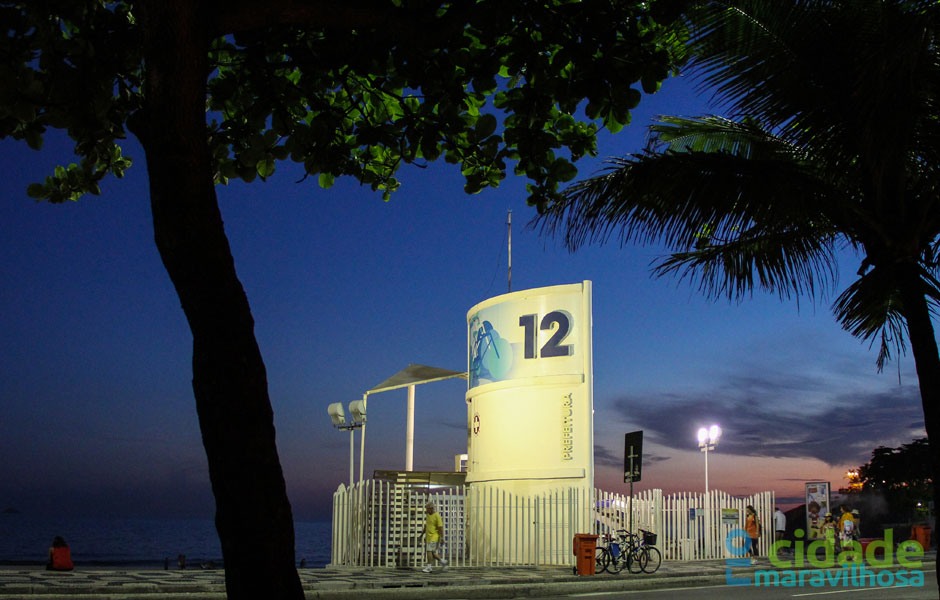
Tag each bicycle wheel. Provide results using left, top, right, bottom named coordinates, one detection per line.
left=607, top=545, right=626, bottom=573
left=595, top=546, right=609, bottom=573
left=641, top=547, right=661, bottom=573
left=627, top=547, right=646, bottom=573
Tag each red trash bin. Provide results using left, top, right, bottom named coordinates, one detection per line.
left=573, top=534, right=599, bottom=576
left=858, top=538, right=881, bottom=559
left=911, top=525, right=932, bottom=550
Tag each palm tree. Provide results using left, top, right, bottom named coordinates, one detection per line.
left=538, top=0, right=940, bottom=537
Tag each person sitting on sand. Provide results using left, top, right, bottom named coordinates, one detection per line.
left=46, top=536, right=73, bottom=571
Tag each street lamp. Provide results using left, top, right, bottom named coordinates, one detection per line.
left=328, top=399, right=367, bottom=487
left=349, top=398, right=367, bottom=486
left=697, top=424, right=721, bottom=494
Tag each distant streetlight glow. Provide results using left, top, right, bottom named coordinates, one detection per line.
left=844, top=469, right=862, bottom=492
left=697, top=424, right=721, bottom=494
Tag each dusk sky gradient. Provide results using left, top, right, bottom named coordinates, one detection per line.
left=0, top=74, right=928, bottom=522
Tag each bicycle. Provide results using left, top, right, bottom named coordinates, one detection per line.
left=599, top=529, right=661, bottom=574
left=595, top=530, right=641, bottom=574
left=635, top=529, right=661, bottom=574
left=593, top=532, right=613, bottom=573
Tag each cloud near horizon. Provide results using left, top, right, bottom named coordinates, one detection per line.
left=609, top=370, right=925, bottom=467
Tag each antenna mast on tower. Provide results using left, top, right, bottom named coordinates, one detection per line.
left=507, top=209, right=512, bottom=293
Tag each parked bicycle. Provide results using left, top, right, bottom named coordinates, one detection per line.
left=594, top=529, right=661, bottom=574
left=633, top=529, right=662, bottom=574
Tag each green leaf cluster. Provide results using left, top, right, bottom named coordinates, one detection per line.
left=1, top=1, right=689, bottom=205
left=1, top=1, right=141, bottom=201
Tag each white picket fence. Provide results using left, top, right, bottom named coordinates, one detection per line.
left=595, top=488, right=776, bottom=561
left=331, top=481, right=774, bottom=567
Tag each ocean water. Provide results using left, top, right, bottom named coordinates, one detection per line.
left=0, top=514, right=331, bottom=569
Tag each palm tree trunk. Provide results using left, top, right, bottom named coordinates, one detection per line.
left=897, top=264, right=940, bottom=587
left=134, top=1, right=303, bottom=597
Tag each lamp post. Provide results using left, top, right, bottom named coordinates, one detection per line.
left=697, top=424, right=721, bottom=494
left=349, top=397, right=367, bottom=485
left=328, top=401, right=367, bottom=487
left=697, top=424, right=721, bottom=556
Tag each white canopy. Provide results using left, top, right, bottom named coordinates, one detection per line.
left=367, top=363, right=466, bottom=395
left=365, top=363, right=466, bottom=472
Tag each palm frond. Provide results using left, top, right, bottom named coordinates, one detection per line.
left=833, top=262, right=940, bottom=370
left=539, top=1, right=940, bottom=379
left=649, top=114, right=806, bottom=161
left=685, top=0, right=826, bottom=127
left=537, top=136, right=847, bottom=301
left=654, top=225, right=839, bottom=302
left=832, top=266, right=909, bottom=371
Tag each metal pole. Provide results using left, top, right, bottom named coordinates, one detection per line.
left=405, top=385, right=415, bottom=471
left=703, top=447, right=709, bottom=557
left=359, top=394, right=367, bottom=485
left=349, top=428, right=354, bottom=487
left=359, top=424, right=366, bottom=486
left=704, top=446, right=709, bottom=494
left=507, top=210, right=512, bottom=293
left=629, top=452, right=635, bottom=536
left=626, top=444, right=637, bottom=536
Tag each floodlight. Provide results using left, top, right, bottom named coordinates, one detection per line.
left=349, top=399, right=367, bottom=424
left=708, top=424, right=722, bottom=443
left=328, top=402, right=347, bottom=427
left=696, top=423, right=721, bottom=494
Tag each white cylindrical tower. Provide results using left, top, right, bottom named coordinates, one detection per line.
left=465, top=281, right=594, bottom=563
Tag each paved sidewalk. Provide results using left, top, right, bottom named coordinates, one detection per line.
left=0, top=551, right=934, bottom=599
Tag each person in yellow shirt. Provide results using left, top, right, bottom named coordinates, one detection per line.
left=821, top=513, right=838, bottom=554
left=422, top=502, right=448, bottom=573
left=837, top=506, right=855, bottom=536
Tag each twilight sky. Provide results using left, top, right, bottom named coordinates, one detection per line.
left=0, top=74, right=927, bottom=521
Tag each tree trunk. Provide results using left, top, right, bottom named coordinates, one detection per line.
left=134, top=1, right=303, bottom=597
left=897, top=263, right=940, bottom=597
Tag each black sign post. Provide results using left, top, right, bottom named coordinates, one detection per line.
left=624, top=431, right=643, bottom=538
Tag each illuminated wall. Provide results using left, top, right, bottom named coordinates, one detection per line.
left=465, top=281, right=594, bottom=496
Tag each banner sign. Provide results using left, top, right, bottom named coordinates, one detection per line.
left=468, top=284, right=588, bottom=389
left=721, top=508, right=740, bottom=525
left=624, top=430, right=643, bottom=483
left=805, top=481, right=830, bottom=540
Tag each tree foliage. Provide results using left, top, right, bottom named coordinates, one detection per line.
left=2, top=1, right=690, bottom=596
left=4, top=0, right=688, bottom=204
left=858, top=438, right=933, bottom=521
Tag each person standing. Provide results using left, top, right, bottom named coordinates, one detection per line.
left=837, top=505, right=855, bottom=533
left=821, top=513, right=838, bottom=555
left=421, top=502, right=448, bottom=573
left=46, top=536, right=73, bottom=571
left=745, top=505, right=761, bottom=565
left=839, top=506, right=856, bottom=559
left=774, top=507, right=787, bottom=551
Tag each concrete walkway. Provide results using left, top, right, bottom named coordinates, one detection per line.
left=1, top=551, right=934, bottom=599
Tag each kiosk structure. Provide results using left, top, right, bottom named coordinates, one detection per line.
left=465, top=281, right=594, bottom=562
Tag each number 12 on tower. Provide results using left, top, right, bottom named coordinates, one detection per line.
left=518, top=311, right=573, bottom=359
